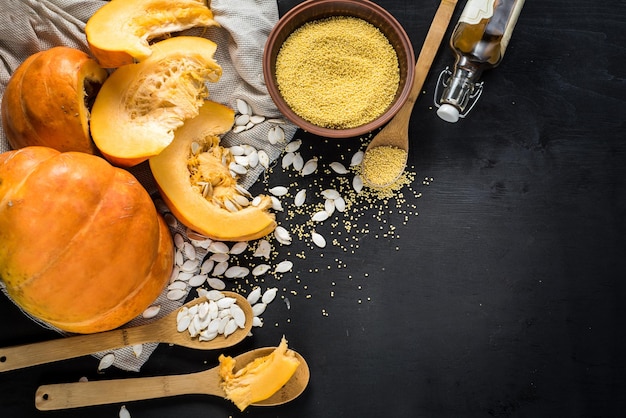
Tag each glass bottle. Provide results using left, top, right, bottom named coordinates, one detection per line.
left=435, top=0, right=525, bottom=123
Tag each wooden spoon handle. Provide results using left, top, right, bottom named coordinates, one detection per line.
left=35, top=369, right=221, bottom=410
left=0, top=326, right=153, bottom=372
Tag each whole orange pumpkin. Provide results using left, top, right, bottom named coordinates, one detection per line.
left=0, top=146, right=174, bottom=334
left=1, top=46, right=108, bottom=154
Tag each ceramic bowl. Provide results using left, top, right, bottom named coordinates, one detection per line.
left=263, top=0, right=415, bottom=138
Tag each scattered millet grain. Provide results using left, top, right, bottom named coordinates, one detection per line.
left=275, top=16, right=399, bottom=129
left=361, top=145, right=408, bottom=188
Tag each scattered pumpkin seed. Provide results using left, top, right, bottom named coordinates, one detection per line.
left=142, top=305, right=161, bottom=319
left=269, top=186, right=288, bottom=196
left=274, top=260, right=293, bottom=273
left=119, top=405, right=131, bottom=418
left=98, top=353, right=115, bottom=371
left=311, top=231, right=327, bottom=248
left=262, top=287, right=278, bottom=304
left=330, top=161, right=349, bottom=174
left=294, top=189, right=307, bottom=207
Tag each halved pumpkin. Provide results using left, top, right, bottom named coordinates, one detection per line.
left=85, top=0, right=218, bottom=68
left=90, top=36, right=222, bottom=167
left=150, top=101, right=277, bottom=242
left=1, top=46, right=108, bottom=154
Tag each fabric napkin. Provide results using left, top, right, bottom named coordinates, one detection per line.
left=0, top=0, right=296, bottom=371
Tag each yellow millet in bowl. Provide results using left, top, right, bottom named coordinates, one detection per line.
left=275, top=16, right=400, bottom=130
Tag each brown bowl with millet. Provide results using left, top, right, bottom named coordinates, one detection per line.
left=263, top=0, right=415, bottom=138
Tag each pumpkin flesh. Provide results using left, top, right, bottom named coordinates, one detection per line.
left=85, top=0, right=218, bottom=68
left=150, top=101, right=277, bottom=242
left=90, top=36, right=222, bottom=167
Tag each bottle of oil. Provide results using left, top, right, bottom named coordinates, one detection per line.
left=435, top=0, right=525, bottom=123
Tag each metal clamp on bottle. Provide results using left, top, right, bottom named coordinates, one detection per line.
left=434, top=66, right=484, bottom=123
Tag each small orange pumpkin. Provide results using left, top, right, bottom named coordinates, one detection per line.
left=0, top=146, right=174, bottom=334
left=0, top=46, right=108, bottom=154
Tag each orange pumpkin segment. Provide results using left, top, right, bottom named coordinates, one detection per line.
left=150, top=101, right=277, bottom=242
left=0, top=46, right=108, bottom=154
left=0, top=146, right=174, bottom=334
left=90, top=36, right=222, bottom=167
left=85, top=0, right=218, bottom=68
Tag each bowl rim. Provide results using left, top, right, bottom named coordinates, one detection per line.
left=263, top=0, right=416, bottom=138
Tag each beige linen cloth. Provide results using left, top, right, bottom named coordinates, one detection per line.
left=0, top=0, right=296, bottom=371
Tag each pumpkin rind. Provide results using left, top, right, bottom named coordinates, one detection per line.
left=85, top=0, right=218, bottom=68
left=90, top=36, right=222, bottom=167
left=150, top=101, right=277, bottom=242
left=0, top=146, right=174, bottom=334
left=0, top=46, right=108, bottom=154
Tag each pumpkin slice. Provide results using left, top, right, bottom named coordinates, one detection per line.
left=218, top=336, right=301, bottom=411
left=1, top=46, right=108, bottom=154
left=85, top=0, right=218, bottom=68
left=90, top=36, right=222, bottom=167
left=150, top=100, right=277, bottom=242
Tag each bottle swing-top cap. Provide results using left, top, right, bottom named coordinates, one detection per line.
left=434, top=66, right=483, bottom=123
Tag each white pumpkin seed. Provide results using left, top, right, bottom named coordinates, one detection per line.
left=351, top=150, right=364, bottom=166
left=251, top=196, right=262, bottom=206
left=236, top=98, right=252, bottom=115
left=167, top=288, right=187, bottom=301
left=200, top=259, right=215, bottom=275
left=294, top=189, right=307, bottom=206
left=181, top=259, right=199, bottom=273
left=252, top=316, right=264, bottom=327
left=267, top=118, right=285, bottom=124
left=268, top=125, right=285, bottom=144
left=132, top=344, right=143, bottom=358
left=235, top=114, right=250, bottom=126
left=209, top=252, right=230, bottom=263
left=353, top=174, right=364, bottom=193
left=209, top=241, right=230, bottom=254
left=245, top=121, right=255, bottom=130
left=234, top=155, right=249, bottom=167
left=212, top=261, right=229, bottom=276
left=177, top=307, right=189, bottom=322
left=119, top=405, right=131, bottom=418
left=271, top=196, right=284, bottom=211
left=258, top=150, right=270, bottom=169
left=246, top=286, right=261, bottom=304
left=335, top=196, right=346, bottom=212
left=247, top=151, right=259, bottom=168
left=250, top=115, right=265, bottom=124
left=188, top=274, right=208, bottom=287
left=98, top=353, right=115, bottom=371
left=312, top=210, right=330, bottom=222
left=175, top=250, right=184, bottom=267
left=232, top=125, right=246, bottom=133
left=217, top=297, right=237, bottom=309
left=229, top=145, right=245, bottom=156
left=322, top=189, right=341, bottom=200
left=253, top=239, right=272, bottom=259
left=229, top=162, right=247, bottom=175
left=199, top=330, right=218, bottom=342
left=292, top=152, right=304, bottom=171
left=252, top=264, right=271, bottom=276
left=142, top=305, right=161, bottom=319
left=205, top=289, right=225, bottom=301
left=176, top=272, right=194, bottom=282
left=262, top=287, right=278, bottom=304
left=274, top=226, right=291, bottom=245
left=223, top=318, right=238, bottom=337
left=176, top=314, right=191, bottom=332
left=312, top=231, right=327, bottom=248
left=225, top=266, right=250, bottom=279
left=325, top=198, right=335, bottom=215
left=274, top=260, right=293, bottom=273
left=330, top=161, right=349, bottom=174
left=269, top=186, right=288, bottom=196
left=230, top=241, right=248, bottom=255
left=285, top=138, right=302, bottom=153
left=230, top=304, right=247, bottom=328
left=207, top=277, right=226, bottom=290
left=252, top=302, right=267, bottom=317
left=301, top=157, right=318, bottom=176
left=231, top=194, right=250, bottom=207
left=282, top=152, right=295, bottom=169
left=168, top=280, right=187, bottom=291
left=183, top=242, right=196, bottom=260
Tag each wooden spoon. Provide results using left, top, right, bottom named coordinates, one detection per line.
left=362, top=0, right=458, bottom=187
left=35, top=346, right=310, bottom=410
left=0, top=292, right=253, bottom=373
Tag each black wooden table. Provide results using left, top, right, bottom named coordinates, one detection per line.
left=1, top=0, right=625, bottom=416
